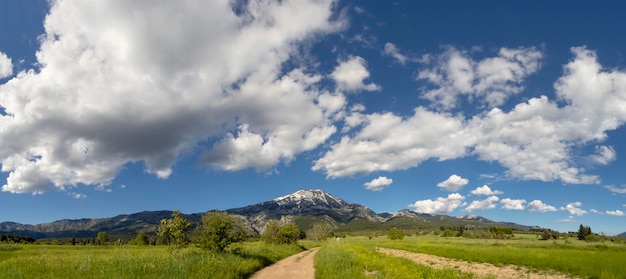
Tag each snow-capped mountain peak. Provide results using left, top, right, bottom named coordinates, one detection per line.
left=273, top=189, right=346, bottom=207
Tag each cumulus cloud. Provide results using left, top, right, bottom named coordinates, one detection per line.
left=383, top=43, right=409, bottom=65
left=363, top=176, right=393, bottom=191
left=560, top=202, right=587, bottom=216
left=417, top=46, right=542, bottom=109
left=470, top=185, right=503, bottom=196
left=312, top=108, right=468, bottom=178
left=315, top=47, right=626, bottom=185
left=0, top=0, right=342, bottom=193
left=605, top=210, right=625, bottom=216
left=527, top=200, right=557, bottom=212
left=331, top=56, right=380, bottom=92
left=437, top=174, right=469, bottom=192
left=0, top=52, right=12, bottom=78
left=500, top=198, right=526, bottom=210
left=409, top=193, right=465, bottom=214
left=465, top=195, right=499, bottom=212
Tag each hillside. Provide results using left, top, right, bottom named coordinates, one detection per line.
left=0, top=189, right=538, bottom=239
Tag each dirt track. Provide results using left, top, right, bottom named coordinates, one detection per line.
left=378, top=247, right=576, bottom=279
left=250, top=247, right=319, bottom=279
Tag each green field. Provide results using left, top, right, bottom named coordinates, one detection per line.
left=0, top=242, right=306, bottom=279
left=316, top=235, right=626, bottom=279
left=1, top=235, right=625, bottom=278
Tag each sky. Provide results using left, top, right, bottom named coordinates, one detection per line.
left=0, top=0, right=625, bottom=236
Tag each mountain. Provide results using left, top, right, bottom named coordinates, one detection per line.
left=0, top=211, right=201, bottom=239
left=618, top=232, right=626, bottom=237
left=0, top=189, right=536, bottom=239
left=226, top=189, right=383, bottom=233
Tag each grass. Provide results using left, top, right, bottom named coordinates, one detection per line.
left=354, top=235, right=626, bottom=279
left=0, top=242, right=304, bottom=279
left=315, top=240, right=476, bottom=279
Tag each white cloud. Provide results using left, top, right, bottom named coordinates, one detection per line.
left=312, top=108, right=469, bottom=178
left=0, top=52, right=12, bottom=78
left=363, top=176, right=393, bottom=191
left=383, top=43, right=409, bottom=65
left=470, top=185, right=503, bottom=196
left=331, top=56, right=380, bottom=92
left=0, top=0, right=343, bottom=194
left=589, top=145, right=616, bottom=165
left=557, top=216, right=575, bottom=222
left=465, top=196, right=499, bottom=212
left=437, top=174, right=469, bottom=192
left=605, top=210, right=625, bottom=216
left=500, top=198, right=526, bottom=210
left=69, top=192, right=87, bottom=199
left=316, top=47, right=626, bottom=185
left=590, top=209, right=601, bottom=214
left=417, top=46, right=542, bottom=109
left=409, top=193, right=465, bottom=214
left=527, top=200, right=557, bottom=213
left=605, top=185, right=626, bottom=194
left=560, top=202, right=587, bottom=216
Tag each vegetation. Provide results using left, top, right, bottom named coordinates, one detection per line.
left=578, top=224, right=593, bottom=240
left=366, top=235, right=626, bottom=278
left=134, top=232, right=149, bottom=245
left=157, top=210, right=192, bottom=250
left=307, top=222, right=333, bottom=241
left=96, top=231, right=108, bottom=245
left=315, top=238, right=475, bottom=278
left=193, top=210, right=249, bottom=252
left=261, top=221, right=303, bottom=245
left=387, top=228, right=405, bottom=240
left=0, top=234, right=35, bottom=244
left=0, top=241, right=304, bottom=279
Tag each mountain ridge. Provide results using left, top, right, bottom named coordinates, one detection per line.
left=1, top=189, right=543, bottom=238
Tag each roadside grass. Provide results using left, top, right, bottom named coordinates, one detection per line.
left=0, top=242, right=303, bottom=279
left=357, top=235, right=626, bottom=279
left=315, top=240, right=476, bottom=279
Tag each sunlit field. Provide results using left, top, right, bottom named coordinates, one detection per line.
left=316, top=234, right=626, bottom=279
left=2, top=235, right=625, bottom=278
left=0, top=242, right=304, bottom=279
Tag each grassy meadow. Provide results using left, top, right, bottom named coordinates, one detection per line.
left=316, top=234, right=626, bottom=279
left=0, top=242, right=305, bottom=279
left=1, top=234, right=625, bottom=278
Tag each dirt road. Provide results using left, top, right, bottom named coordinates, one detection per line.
left=250, top=247, right=319, bottom=279
left=378, top=247, right=575, bottom=279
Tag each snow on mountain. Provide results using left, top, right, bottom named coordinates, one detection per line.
left=273, top=189, right=346, bottom=207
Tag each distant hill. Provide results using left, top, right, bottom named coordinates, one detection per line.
left=0, top=189, right=539, bottom=239
left=618, top=232, right=626, bottom=237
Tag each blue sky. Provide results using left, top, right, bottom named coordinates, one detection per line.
left=1, top=0, right=625, bottom=235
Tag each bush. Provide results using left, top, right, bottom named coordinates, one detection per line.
left=440, top=228, right=457, bottom=237
left=540, top=229, right=560, bottom=240
left=262, top=221, right=303, bottom=244
left=387, top=228, right=405, bottom=240
left=307, top=223, right=333, bottom=241
left=193, top=210, right=249, bottom=252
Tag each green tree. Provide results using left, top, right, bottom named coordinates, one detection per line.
left=96, top=231, right=108, bottom=245
left=307, top=222, right=333, bottom=241
left=388, top=228, right=405, bottom=240
left=157, top=210, right=192, bottom=250
left=193, top=210, right=248, bottom=252
left=578, top=224, right=592, bottom=240
left=261, top=221, right=303, bottom=244
left=135, top=232, right=149, bottom=245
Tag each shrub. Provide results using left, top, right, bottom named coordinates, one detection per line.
left=262, top=221, right=303, bottom=244
left=193, top=210, right=249, bottom=252
left=387, top=228, right=405, bottom=240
